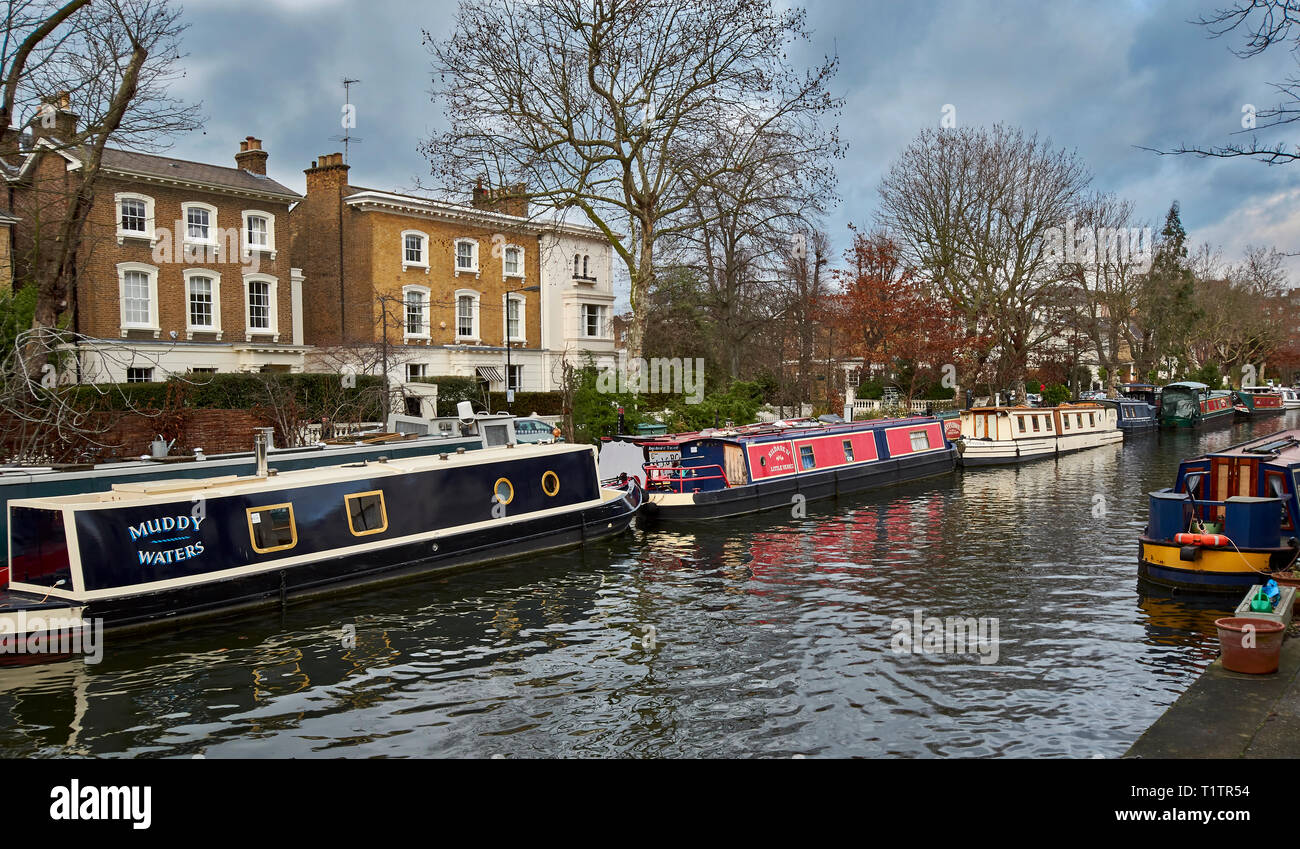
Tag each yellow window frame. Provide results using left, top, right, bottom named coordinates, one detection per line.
left=247, top=502, right=297, bottom=554
left=494, top=477, right=515, bottom=505
left=345, top=489, right=388, bottom=537
left=541, top=470, right=560, bottom=497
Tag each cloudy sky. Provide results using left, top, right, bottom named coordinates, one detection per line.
left=168, top=0, right=1300, bottom=299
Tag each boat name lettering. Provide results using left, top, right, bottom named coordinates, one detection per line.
left=128, top=515, right=204, bottom=540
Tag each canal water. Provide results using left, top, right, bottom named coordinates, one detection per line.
left=1, top=416, right=1292, bottom=758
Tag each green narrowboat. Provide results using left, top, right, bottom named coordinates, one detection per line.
left=1159, top=381, right=1235, bottom=428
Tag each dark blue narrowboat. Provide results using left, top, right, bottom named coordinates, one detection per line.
left=1139, top=429, right=1300, bottom=593
left=2, top=441, right=640, bottom=642
left=1095, top=397, right=1157, bottom=431
left=600, top=417, right=956, bottom=521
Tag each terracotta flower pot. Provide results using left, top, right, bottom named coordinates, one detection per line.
left=1270, top=571, right=1300, bottom=589
left=1215, top=617, right=1286, bottom=675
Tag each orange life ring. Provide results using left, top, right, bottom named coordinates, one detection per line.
left=1174, top=532, right=1230, bottom=547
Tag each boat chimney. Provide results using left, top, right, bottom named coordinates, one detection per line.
left=254, top=432, right=269, bottom=477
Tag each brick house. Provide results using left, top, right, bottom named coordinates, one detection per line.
left=4, top=102, right=307, bottom=382
left=288, top=152, right=617, bottom=399
left=0, top=208, right=15, bottom=291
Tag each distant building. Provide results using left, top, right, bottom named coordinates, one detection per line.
left=288, top=152, right=617, bottom=393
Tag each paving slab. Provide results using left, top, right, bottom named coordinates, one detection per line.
left=1126, top=635, right=1300, bottom=758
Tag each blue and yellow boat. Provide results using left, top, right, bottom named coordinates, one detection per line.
left=1139, top=429, right=1300, bottom=592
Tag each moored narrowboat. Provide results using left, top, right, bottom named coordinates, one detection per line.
left=955, top=403, right=1123, bottom=465
left=0, top=407, right=524, bottom=544
left=1158, top=381, right=1235, bottom=428
left=1282, top=387, right=1300, bottom=410
left=599, top=416, right=956, bottom=521
left=1094, top=397, right=1157, bottom=432
left=1235, top=386, right=1287, bottom=417
left=1139, top=429, right=1300, bottom=593
left=3, top=440, right=641, bottom=641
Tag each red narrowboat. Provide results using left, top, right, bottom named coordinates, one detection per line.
left=599, top=417, right=957, bottom=521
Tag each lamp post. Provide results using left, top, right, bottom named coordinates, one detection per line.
left=504, top=284, right=540, bottom=412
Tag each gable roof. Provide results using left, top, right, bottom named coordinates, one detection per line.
left=342, top=186, right=616, bottom=241
left=7, top=135, right=300, bottom=203
left=99, top=147, right=300, bottom=201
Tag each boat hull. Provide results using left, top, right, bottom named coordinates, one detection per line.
left=5, top=483, right=641, bottom=635
left=957, top=429, right=1123, bottom=466
left=641, top=448, right=955, bottom=521
left=1137, top=537, right=1294, bottom=593
left=1160, top=408, right=1235, bottom=428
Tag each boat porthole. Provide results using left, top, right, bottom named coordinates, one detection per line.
left=494, top=477, right=514, bottom=505
left=542, top=470, right=560, bottom=497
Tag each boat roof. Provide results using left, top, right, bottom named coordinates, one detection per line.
left=1165, top=381, right=1208, bottom=390
left=1201, top=429, right=1300, bottom=463
left=10, top=442, right=596, bottom=510
left=965, top=403, right=1107, bottom=413
left=630, top=416, right=942, bottom=446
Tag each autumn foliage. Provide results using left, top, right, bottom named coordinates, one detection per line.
left=824, top=228, right=966, bottom=401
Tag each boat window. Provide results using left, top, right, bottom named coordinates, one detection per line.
left=345, top=490, right=388, bottom=536
left=1063, top=414, right=1070, bottom=429
left=800, top=445, right=816, bottom=469
left=910, top=430, right=930, bottom=450
left=1032, top=416, right=1040, bottom=432
left=843, top=440, right=854, bottom=462
left=248, top=504, right=296, bottom=553
left=542, top=470, right=560, bottom=497
left=494, top=477, right=515, bottom=505
left=1075, top=414, right=1082, bottom=428
left=1018, top=416, right=1026, bottom=433
left=1088, top=413, right=1095, bottom=427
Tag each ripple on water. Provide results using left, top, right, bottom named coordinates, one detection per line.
left=0, top=417, right=1286, bottom=758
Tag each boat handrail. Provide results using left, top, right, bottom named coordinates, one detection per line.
left=645, top=463, right=730, bottom=493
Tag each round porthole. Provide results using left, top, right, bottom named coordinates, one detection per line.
left=493, top=477, right=514, bottom=505
left=542, top=470, right=560, bottom=497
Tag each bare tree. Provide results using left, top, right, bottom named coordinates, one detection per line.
left=1059, top=193, right=1151, bottom=393
left=3, top=0, right=201, bottom=369
left=421, top=0, right=841, bottom=361
left=1147, top=1, right=1300, bottom=163
left=0, top=325, right=203, bottom=462
left=878, top=125, right=1091, bottom=400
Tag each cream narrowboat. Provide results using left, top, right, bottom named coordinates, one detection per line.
left=956, top=403, right=1123, bottom=466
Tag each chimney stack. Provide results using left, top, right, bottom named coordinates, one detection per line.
left=471, top=181, right=528, bottom=218
left=31, top=91, right=77, bottom=142
left=304, top=152, right=350, bottom=196
left=235, top=136, right=268, bottom=175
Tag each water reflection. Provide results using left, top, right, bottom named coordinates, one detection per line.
left=0, top=415, right=1292, bottom=757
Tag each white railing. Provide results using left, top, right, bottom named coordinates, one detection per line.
left=300, top=421, right=385, bottom=443
left=851, top=399, right=955, bottom=414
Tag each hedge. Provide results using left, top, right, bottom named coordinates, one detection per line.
left=486, top=391, right=565, bottom=416
left=61, top=373, right=386, bottom=417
